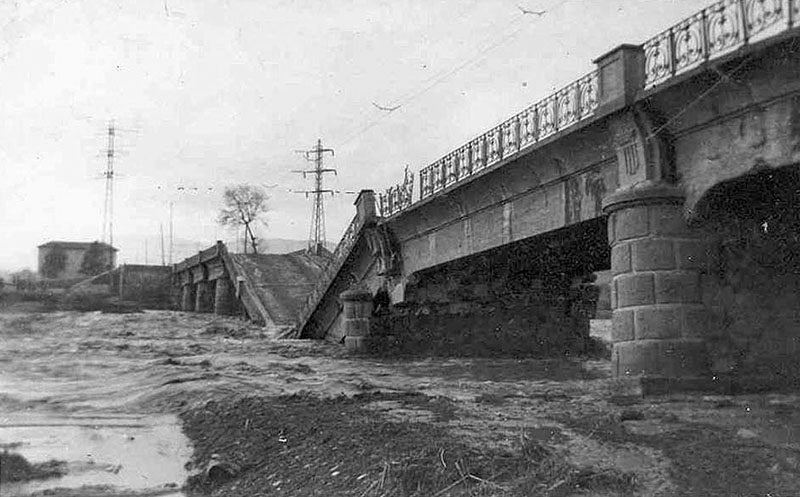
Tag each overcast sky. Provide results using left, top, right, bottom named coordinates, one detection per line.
left=0, top=0, right=702, bottom=271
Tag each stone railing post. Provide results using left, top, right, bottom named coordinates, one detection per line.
left=593, top=44, right=645, bottom=114
left=355, top=189, right=377, bottom=225
left=340, top=288, right=373, bottom=353
left=603, top=183, right=712, bottom=390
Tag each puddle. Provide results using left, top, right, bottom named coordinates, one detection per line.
left=0, top=413, right=190, bottom=497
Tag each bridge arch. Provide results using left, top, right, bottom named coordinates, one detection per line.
left=690, top=163, right=800, bottom=386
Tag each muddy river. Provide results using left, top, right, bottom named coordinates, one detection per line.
left=0, top=310, right=610, bottom=496
left=2, top=310, right=798, bottom=496
left=0, top=312, right=206, bottom=496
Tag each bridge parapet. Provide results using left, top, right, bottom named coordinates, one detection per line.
left=378, top=167, right=413, bottom=217
left=295, top=190, right=378, bottom=335
left=644, top=0, right=797, bottom=89
left=376, top=0, right=799, bottom=221
left=417, top=70, right=599, bottom=204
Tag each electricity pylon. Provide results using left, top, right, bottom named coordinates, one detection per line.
left=292, top=139, right=336, bottom=256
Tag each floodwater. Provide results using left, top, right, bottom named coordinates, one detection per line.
left=0, top=310, right=614, bottom=496
left=0, top=311, right=197, bottom=497
left=10, top=310, right=795, bottom=496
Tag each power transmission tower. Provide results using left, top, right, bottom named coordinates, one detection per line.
left=101, top=122, right=116, bottom=253
left=160, top=223, right=166, bottom=266
left=169, top=202, right=174, bottom=265
left=292, top=139, right=336, bottom=256
left=94, top=119, right=137, bottom=266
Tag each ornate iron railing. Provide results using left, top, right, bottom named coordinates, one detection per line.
left=378, top=166, right=414, bottom=217
left=418, top=70, right=599, bottom=201
left=380, top=0, right=799, bottom=215
left=644, top=0, right=796, bottom=89
left=295, top=213, right=365, bottom=332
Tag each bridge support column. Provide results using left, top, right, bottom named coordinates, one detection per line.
left=604, top=184, right=711, bottom=388
left=195, top=281, right=214, bottom=313
left=181, top=284, right=196, bottom=312
left=341, top=288, right=373, bottom=353
left=214, top=277, right=235, bottom=315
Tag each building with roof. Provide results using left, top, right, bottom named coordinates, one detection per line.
left=37, top=241, right=118, bottom=280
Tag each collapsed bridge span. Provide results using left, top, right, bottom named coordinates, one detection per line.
left=172, top=241, right=329, bottom=328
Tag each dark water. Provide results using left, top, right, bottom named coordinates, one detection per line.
left=0, top=312, right=195, bottom=497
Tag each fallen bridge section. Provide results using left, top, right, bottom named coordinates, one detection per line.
left=172, top=242, right=329, bottom=327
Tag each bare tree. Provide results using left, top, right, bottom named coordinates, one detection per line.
left=217, top=185, right=269, bottom=254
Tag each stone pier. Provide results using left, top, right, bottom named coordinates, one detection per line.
left=195, top=281, right=214, bottom=313
left=341, top=288, right=373, bottom=353
left=604, top=183, right=711, bottom=386
left=181, top=284, right=196, bottom=312
left=214, top=277, right=235, bottom=315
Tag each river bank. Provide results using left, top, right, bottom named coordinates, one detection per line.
left=1, top=309, right=798, bottom=496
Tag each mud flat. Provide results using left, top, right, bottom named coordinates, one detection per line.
left=1, top=310, right=799, bottom=496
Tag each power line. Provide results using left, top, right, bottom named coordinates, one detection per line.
left=334, top=0, right=570, bottom=149
left=328, top=0, right=485, bottom=144
left=292, top=139, right=337, bottom=256
left=645, top=57, right=753, bottom=142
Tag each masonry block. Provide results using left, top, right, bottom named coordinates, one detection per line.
left=700, top=274, right=723, bottom=308
left=341, top=288, right=373, bottom=348
left=607, top=212, right=617, bottom=245
left=631, top=239, right=675, bottom=271
left=635, top=306, right=682, bottom=339
left=612, top=309, right=635, bottom=341
left=353, top=301, right=373, bottom=319
left=611, top=242, right=632, bottom=275
left=345, top=319, right=371, bottom=337
left=344, top=336, right=372, bottom=353
left=613, top=338, right=709, bottom=378
left=610, top=280, right=618, bottom=309
left=649, top=204, right=688, bottom=236
left=676, top=240, right=709, bottom=270
left=615, top=206, right=649, bottom=241
left=616, top=273, right=655, bottom=307
left=655, top=271, right=701, bottom=304
left=683, top=306, right=713, bottom=338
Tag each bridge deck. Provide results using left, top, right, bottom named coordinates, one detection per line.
left=227, top=251, right=328, bottom=325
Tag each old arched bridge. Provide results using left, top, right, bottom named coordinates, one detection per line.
left=181, top=1, right=800, bottom=392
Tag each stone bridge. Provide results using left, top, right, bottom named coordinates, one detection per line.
left=172, top=242, right=328, bottom=327
left=298, top=0, right=800, bottom=391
